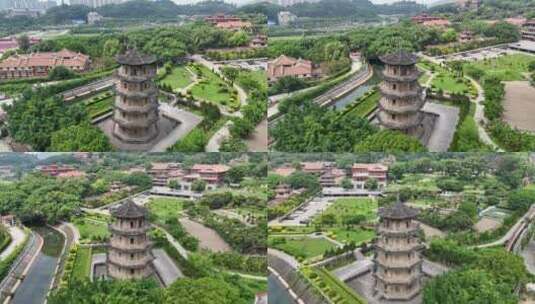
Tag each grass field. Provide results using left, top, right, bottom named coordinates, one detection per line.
left=463, top=54, right=535, bottom=81
left=160, top=66, right=194, bottom=91
left=431, top=72, right=472, bottom=95
left=148, top=197, right=185, bottom=224
left=313, top=198, right=378, bottom=225
left=190, top=65, right=237, bottom=107
left=73, top=217, right=110, bottom=241
left=352, top=90, right=380, bottom=118
left=388, top=173, right=440, bottom=192
left=80, top=90, right=114, bottom=119
left=268, top=236, right=337, bottom=260
left=71, top=247, right=92, bottom=281
left=328, top=227, right=375, bottom=245
left=239, top=69, right=268, bottom=92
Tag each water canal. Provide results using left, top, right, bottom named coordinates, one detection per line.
left=12, top=226, right=64, bottom=304
left=268, top=274, right=294, bottom=304
left=333, top=64, right=382, bottom=110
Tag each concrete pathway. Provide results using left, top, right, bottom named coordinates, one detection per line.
left=152, top=248, right=183, bottom=286
left=0, top=226, right=25, bottom=261
left=149, top=103, right=203, bottom=152
left=59, top=222, right=80, bottom=245
left=423, top=102, right=460, bottom=152
left=467, top=76, right=502, bottom=151
left=206, top=121, right=232, bottom=152
left=152, top=224, right=189, bottom=259
left=179, top=217, right=231, bottom=252
left=521, top=240, right=535, bottom=275
left=267, top=248, right=300, bottom=270
left=245, top=119, right=268, bottom=152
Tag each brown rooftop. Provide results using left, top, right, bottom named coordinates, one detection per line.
left=116, top=48, right=157, bottom=66
left=379, top=50, right=418, bottom=66
left=379, top=201, right=419, bottom=219
left=111, top=200, right=148, bottom=219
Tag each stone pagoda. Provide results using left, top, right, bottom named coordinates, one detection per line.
left=113, top=48, right=159, bottom=144
left=373, top=201, right=424, bottom=301
left=107, top=199, right=153, bottom=280
left=378, top=51, right=426, bottom=139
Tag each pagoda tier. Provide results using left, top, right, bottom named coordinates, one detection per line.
left=378, top=51, right=425, bottom=136
left=107, top=200, right=154, bottom=280
left=373, top=201, right=424, bottom=301
left=112, top=48, right=160, bottom=144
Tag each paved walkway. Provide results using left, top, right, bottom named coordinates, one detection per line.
left=423, top=102, right=460, bottom=152
left=179, top=217, right=231, bottom=252
left=521, top=240, right=535, bottom=275
left=0, top=226, right=25, bottom=261
left=152, top=248, right=183, bottom=286
left=267, top=248, right=299, bottom=270
left=59, top=222, right=80, bottom=245
left=149, top=103, right=203, bottom=152
left=206, top=121, right=232, bottom=152
left=467, top=76, right=502, bottom=151
left=245, top=119, right=268, bottom=152
left=152, top=224, right=189, bottom=259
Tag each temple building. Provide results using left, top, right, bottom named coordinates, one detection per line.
left=373, top=201, right=424, bottom=301
left=113, top=48, right=160, bottom=144
left=0, top=49, right=90, bottom=79
left=378, top=51, right=426, bottom=139
left=107, top=200, right=154, bottom=280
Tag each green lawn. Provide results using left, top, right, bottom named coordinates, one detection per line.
left=73, top=217, right=110, bottom=242
left=239, top=69, right=268, bottom=92
left=71, top=247, right=92, bottom=281
left=463, top=54, right=535, bottom=81
left=148, top=197, right=185, bottom=224
left=388, top=173, right=440, bottom=192
left=327, top=227, right=375, bottom=245
left=189, top=65, right=238, bottom=109
left=313, top=198, right=378, bottom=225
left=431, top=72, right=472, bottom=95
left=352, top=90, right=380, bottom=118
left=268, top=236, right=337, bottom=260
left=160, top=66, right=194, bottom=91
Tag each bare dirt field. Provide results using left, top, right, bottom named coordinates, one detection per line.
left=474, top=217, right=502, bottom=233
left=179, top=217, right=231, bottom=252
left=503, top=81, right=535, bottom=132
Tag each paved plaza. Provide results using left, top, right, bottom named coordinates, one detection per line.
left=423, top=102, right=460, bottom=152
left=97, top=103, right=202, bottom=152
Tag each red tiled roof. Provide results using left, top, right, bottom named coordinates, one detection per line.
left=273, top=167, right=295, bottom=177
left=0, top=49, right=90, bottom=70
left=191, top=164, right=230, bottom=174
